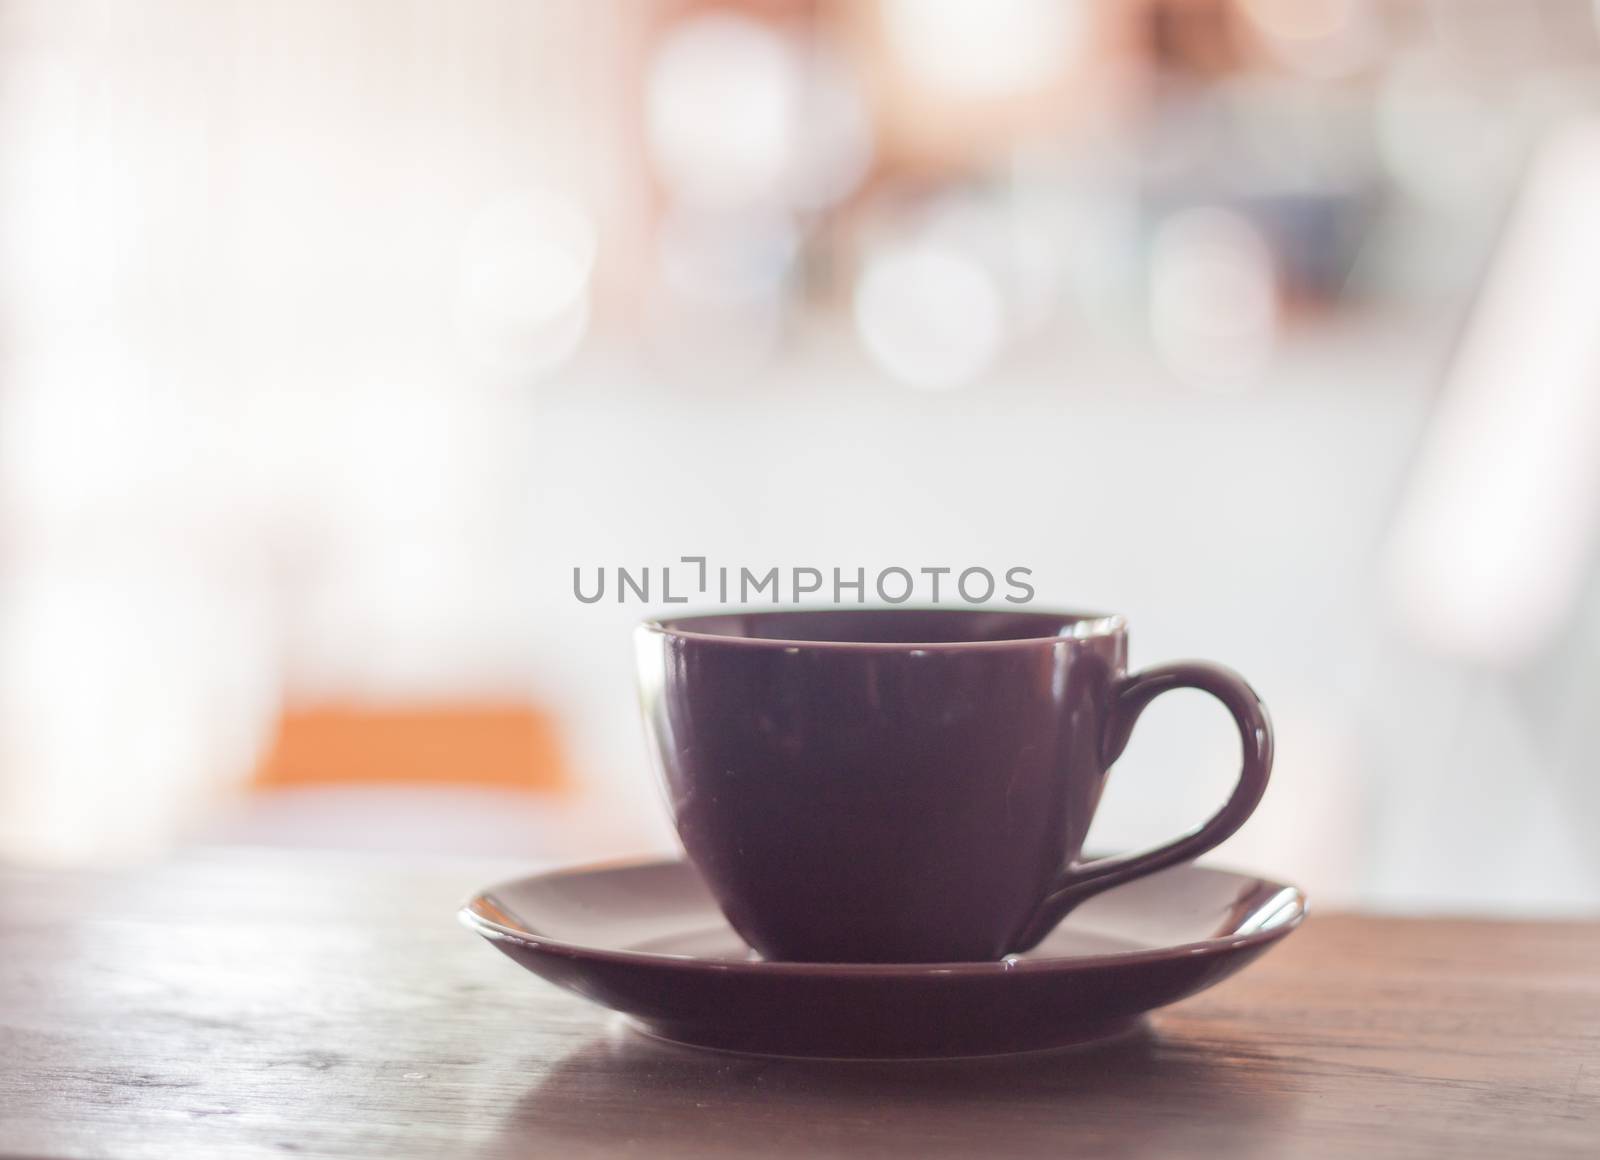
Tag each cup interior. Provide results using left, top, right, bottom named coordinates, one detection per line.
left=648, top=608, right=1121, bottom=645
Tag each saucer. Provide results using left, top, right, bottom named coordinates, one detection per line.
left=460, top=858, right=1305, bottom=1059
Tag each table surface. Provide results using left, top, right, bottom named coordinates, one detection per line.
left=1, top=850, right=1596, bottom=1160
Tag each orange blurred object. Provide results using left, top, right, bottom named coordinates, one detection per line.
left=254, top=705, right=569, bottom=794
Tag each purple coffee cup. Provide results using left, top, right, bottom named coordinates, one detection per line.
left=636, top=608, right=1271, bottom=963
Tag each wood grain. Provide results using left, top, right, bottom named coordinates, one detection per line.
left=1, top=850, right=1596, bottom=1159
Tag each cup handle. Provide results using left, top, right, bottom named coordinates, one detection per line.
left=1013, top=661, right=1273, bottom=952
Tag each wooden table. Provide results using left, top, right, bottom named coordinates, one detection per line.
left=1, top=850, right=1596, bottom=1159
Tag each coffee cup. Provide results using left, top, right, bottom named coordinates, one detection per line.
left=635, top=608, right=1271, bottom=963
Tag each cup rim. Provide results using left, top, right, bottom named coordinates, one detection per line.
left=639, top=606, right=1127, bottom=650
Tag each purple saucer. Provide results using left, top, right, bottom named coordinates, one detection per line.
left=460, top=858, right=1305, bottom=1059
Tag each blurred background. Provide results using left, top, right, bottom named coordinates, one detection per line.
left=2, top=0, right=1599, bottom=915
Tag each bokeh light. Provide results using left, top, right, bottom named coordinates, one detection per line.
left=786, top=45, right=874, bottom=212
left=1241, top=0, right=1380, bottom=79
left=645, top=206, right=797, bottom=377
left=1376, top=50, right=1516, bottom=212
left=455, top=189, right=596, bottom=377
left=646, top=13, right=799, bottom=209
left=884, top=0, right=1083, bottom=98
left=853, top=240, right=1005, bottom=390
left=1148, top=206, right=1278, bottom=392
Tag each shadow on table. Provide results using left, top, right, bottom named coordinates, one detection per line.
left=482, top=1020, right=1301, bottom=1159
